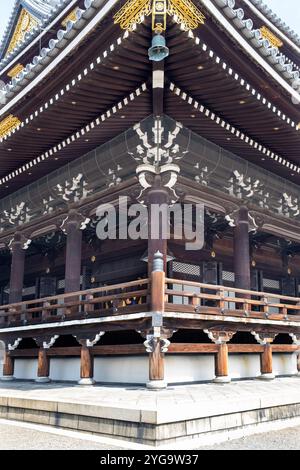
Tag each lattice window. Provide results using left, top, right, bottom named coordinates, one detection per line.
left=57, top=276, right=83, bottom=291
left=263, top=278, right=280, bottom=290
left=23, top=286, right=36, bottom=296
left=222, top=271, right=235, bottom=282
left=172, top=261, right=200, bottom=276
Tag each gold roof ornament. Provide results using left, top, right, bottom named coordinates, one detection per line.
left=6, top=9, right=38, bottom=56
left=260, top=26, right=283, bottom=48
left=61, top=8, right=79, bottom=27
left=114, top=0, right=205, bottom=33
left=7, top=64, right=24, bottom=79
left=0, top=115, right=21, bottom=139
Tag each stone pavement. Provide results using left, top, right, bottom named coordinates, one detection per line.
left=0, top=377, right=300, bottom=446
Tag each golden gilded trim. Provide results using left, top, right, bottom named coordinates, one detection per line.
left=7, top=63, right=24, bottom=78
left=114, top=0, right=152, bottom=32
left=0, top=115, right=21, bottom=139
left=6, top=9, right=38, bottom=56
left=114, top=0, right=205, bottom=32
left=260, top=26, right=283, bottom=48
left=61, top=8, right=79, bottom=27
left=167, top=0, right=205, bottom=31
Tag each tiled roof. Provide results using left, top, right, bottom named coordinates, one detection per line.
left=250, top=0, right=300, bottom=47
left=0, top=0, right=73, bottom=63
left=212, top=0, right=299, bottom=90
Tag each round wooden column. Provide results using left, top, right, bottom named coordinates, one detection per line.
left=64, top=212, right=83, bottom=294
left=149, top=339, right=164, bottom=382
left=215, top=343, right=229, bottom=382
left=205, top=330, right=235, bottom=383
left=233, top=207, right=251, bottom=290
left=260, top=343, right=274, bottom=380
left=147, top=177, right=168, bottom=274
left=79, top=342, right=95, bottom=385
left=252, top=332, right=276, bottom=380
left=9, top=237, right=25, bottom=304
left=2, top=352, right=15, bottom=381
left=297, top=353, right=300, bottom=377
left=36, top=348, right=50, bottom=383
left=146, top=252, right=168, bottom=390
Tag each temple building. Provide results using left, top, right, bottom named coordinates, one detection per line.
left=0, top=0, right=299, bottom=388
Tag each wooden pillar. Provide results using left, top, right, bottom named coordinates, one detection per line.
left=233, top=207, right=251, bottom=290
left=9, top=237, right=25, bottom=304
left=149, top=339, right=164, bottom=381
left=34, top=335, right=58, bottom=383
left=252, top=332, right=276, bottom=380
left=64, top=212, right=83, bottom=294
left=75, top=333, right=104, bottom=385
left=215, top=343, right=229, bottom=379
left=2, top=352, right=15, bottom=381
left=260, top=343, right=273, bottom=378
left=205, top=330, right=235, bottom=383
left=36, top=348, right=50, bottom=383
left=289, top=334, right=300, bottom=376
left=79, top=342, right=95, bottom=385
left=145, top=252, right=168, bottom=389
left=147, top=178, right=168, bottom=274
left=297, top=353, right=300, bottom=376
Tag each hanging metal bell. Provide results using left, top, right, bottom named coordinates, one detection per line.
left=148, top=34, right=169, bottom=62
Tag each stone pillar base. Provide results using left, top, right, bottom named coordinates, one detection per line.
left=258, top=373, right=275, bottom=381
left=146, top=380, right=168, bottom=390
left=78, top=378, right=95, bottom=385
left=35, top=377, right=51, bottom=383
left=213, top=376, right=231, bottom=384
left=1, top=376, right=15, bottom=381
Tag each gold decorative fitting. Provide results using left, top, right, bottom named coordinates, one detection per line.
left=61, top=8, right=79, bottom=27
left=6, top=9, right=38, bottom=56
left=7, top=63, right=24, bottom=78
left=0, top=115, right=21, bottom=139
left=260, top=26, right=283, bottom=48
left=114, top=0, right=205, bottom=32
left=167, top=0, right=205, bottom=31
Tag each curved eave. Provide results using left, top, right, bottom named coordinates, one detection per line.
left=0, top=0, right=74, bottom=65
left=0, top=0, right=120, bottom=118
left=248, top=0, right=300, bottom=50
left=200, top=0, right=300, bottom=103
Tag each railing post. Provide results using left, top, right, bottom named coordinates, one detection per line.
left=151, top=252, right=165, bottom=315
left=204, top=329, right=236, bottom=383
left=42, top=301, right=51, bottom=321
left=252, top=332, right=277, bottom=380
left=84, top=294, right=94, bottom=315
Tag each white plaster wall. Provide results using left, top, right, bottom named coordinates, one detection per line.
left=273, top=353, right=297, bottom=376
left=94, top=356, right=149, bottom=383
left=14, top=359, right=37, bottom=380
left=165, top=355, right=215, bottom=382
left=229, top=354, right=261, bottom=379
left=50, top=358, right=80, bottom=382
left=6, top=353, right=298, bottom=383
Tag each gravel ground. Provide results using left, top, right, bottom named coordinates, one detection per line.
left=1, top=420, right=300, bottom=450
left=0, top=422, right=123, bottom=450
left=199, top=426, right=300, bottom=450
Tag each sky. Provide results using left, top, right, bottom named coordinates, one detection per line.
left=0, top=0, right=299, bottom=42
